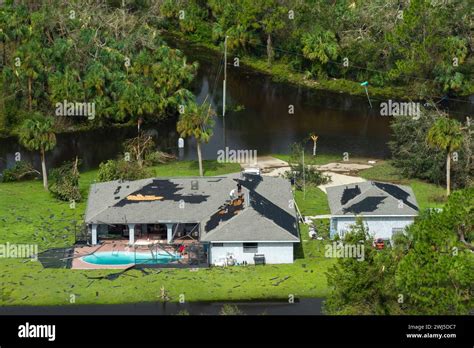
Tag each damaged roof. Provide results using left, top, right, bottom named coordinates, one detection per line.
left=326, top=181, right=419, bottom=216
left=85, top=173, right=299, bottom=242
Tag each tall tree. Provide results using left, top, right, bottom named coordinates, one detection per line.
left=396, top=189, right=474, bottom=314
left=18, top=116, right=56, bottom=190
left=325, top=189, right=473, bottom=315
left=259, top=0, right=287, bottom=64
left=325, top=218, right=402, bottom=315
left=301, top=27, right=339, bottom=77
left=426, top=117, right=463, bottom=196
left=1, top=1, right=197, bottom=133
left=176, top=99, right=215, bottom=177
left=389, top=109, right=472, bottom=189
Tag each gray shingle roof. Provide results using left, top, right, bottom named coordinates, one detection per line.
left=326, top=181, right=419, bottom=216
left=200, top=208, right=299, bottom=242
left=85, top=173, right=299, bottom=242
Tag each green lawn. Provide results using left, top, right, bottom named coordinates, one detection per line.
left=150, top=160, right=241, bottom=177
left=0, top=237, right=334, bottom=305
left=281, top=157, right=447, bottom=216
left=357, top=160, right=403, bottom=183
left=0, top=160, right=242, bottom=253
left=359, top=161, right=447, bottom=210
left=294, top=186, right=330, bottom=216
left=0, top=160, right=334, bottom=306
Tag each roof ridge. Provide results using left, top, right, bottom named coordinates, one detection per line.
left=372, top=182, right=419, bottom=213
left=333, top=181, right=419, bottom=216
left=374, top=182, right=405, bottom=200
left=338, top=182, right=372, bottom=211
left=202, top=208, right=299, bottom=242
left=247, top=189, right=300, bottom=240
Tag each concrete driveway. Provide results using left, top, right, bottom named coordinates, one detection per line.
left=317, top=172, right=367, bottom=193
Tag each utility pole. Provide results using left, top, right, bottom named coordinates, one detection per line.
left=223, top=35, right=228, bottom=118
left=303, top=149, right=306, bottom=200
left=222, top=35, right=228, bottom=148
left=137, top=117, right=143, bottom=164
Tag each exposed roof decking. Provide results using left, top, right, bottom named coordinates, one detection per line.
left=85, top=175, right=240, bottom=224
left=85, top=174, right=299, bottom=242
left=326, top=181, right=419, bottom=216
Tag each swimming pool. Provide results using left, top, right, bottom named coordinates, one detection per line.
left=81, top=251, right=181, bottom=265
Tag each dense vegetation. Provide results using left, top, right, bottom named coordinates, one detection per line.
left=48, top=158, right=82, bottom=202
left=96, top=134, right=176, bottom=181
left=2, top=0, right=472, bottom=137
left=389, top=108, right=472, bottom=190
left=0, top=0, right=197, bottom=136
left=159, top=0, right=473, bottom=98
left=0, top=1, right=472, bottom=313
left=325, top=188, right=474, bottom=315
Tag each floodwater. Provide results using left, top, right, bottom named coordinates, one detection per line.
left=0, top=37, right=472, bottom=172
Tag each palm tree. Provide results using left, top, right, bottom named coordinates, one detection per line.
left=177, top=99, right=215, bottom=177
left=301, top=28, right=339, bottom=65
left=19, top=117, right=57, bottom=190
left=426, top=117, right=463, bottom=196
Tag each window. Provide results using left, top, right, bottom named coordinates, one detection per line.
left=213, top=243, right=224, bottom=247
left=243, top=243, right=258, bottom=253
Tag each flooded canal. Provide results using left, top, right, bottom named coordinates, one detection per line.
left=0, top=37, right=472, bottom=172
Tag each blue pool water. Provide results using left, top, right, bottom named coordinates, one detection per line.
left=82, top=251, right=180, bottom=265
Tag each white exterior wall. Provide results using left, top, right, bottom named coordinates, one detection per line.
left=330, top=216, right=415, bottom=240
left=209, top=242, right=294, bottom=265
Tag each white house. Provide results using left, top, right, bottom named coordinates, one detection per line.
left=326, top=181, right=419, bottom=240
left=84, top=172, right=300, bottom=266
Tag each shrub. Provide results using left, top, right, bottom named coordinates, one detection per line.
left=313, top=218, right=330, bottom=239
left=97, top=159, right=153, bottom=182
left=48, top=159, right=81, bottom=202
left=284, top=142, right=331, bottom=187
left=1, top=161, right=39, bottom=182
left=145, top=151, right=176, bottom=166
left=284, top=162, right=331, bottom=188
